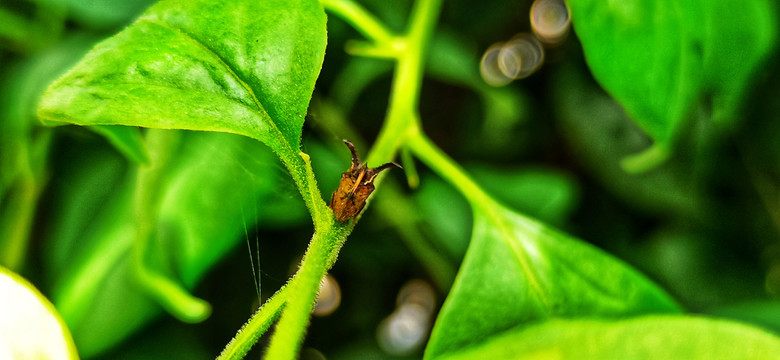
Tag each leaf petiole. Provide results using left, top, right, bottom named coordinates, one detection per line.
left=405, top=130, right=497, bottom=214
left=320, top=0, right=396, bottom=47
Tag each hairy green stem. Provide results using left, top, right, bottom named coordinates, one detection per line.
left=220, top=0, right=444, bottom=358
left=263, top=236, right=328, bottom=360
left=265, top=220, right=352, bottom=359
left=216, top=134, right=347, bottom=359
left=267, top=0, right=444, bottom=357
left=217, top=286, right=289, bottom=360
left=275, top=146, right=331, bottom=229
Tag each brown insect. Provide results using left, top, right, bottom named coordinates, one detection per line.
left=329, top=140, right=400, bottom=222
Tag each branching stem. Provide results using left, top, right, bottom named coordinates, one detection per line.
left=219, top=0, right=446, bottom=358
left=320, top=0, right=395, bottom=45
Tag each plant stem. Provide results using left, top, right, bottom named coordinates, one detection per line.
left=620, top=142, right=670, bottom=174
left=366, top=0, right=443, bottom=166
left=311, top=101, right=457, bottom=291
left=275, top=147, right=330, bottom=229
left=320, top=0, right=395, bottom=45
left=216, top=286, right=289, bottom=360
left=266, top=0, right=444, bottom=357
left=223, top=0, right=445, bottom=358
left=406, top=130, right=497, bottom=213
left=265, top=221, right=351, bottom=360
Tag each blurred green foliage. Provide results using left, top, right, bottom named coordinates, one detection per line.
left=1, top=0, right=779, bottom=358
left=568, top=0, right=777, bottom=171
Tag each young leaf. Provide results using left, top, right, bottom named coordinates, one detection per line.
left=566, top=0, right=777, bottom=152
left=437, top=316, right=780, bottom=360
left=424, top=204, right=680, bottom=359
left=38, top=0, right=327, bottom=158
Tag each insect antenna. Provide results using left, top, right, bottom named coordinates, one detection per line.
left=367, top=162, right=402, bottom=182
left=343, top=139, right=362, bottom=168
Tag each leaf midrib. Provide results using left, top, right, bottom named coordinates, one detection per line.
left=141, top=18, right=287, bottom=146
left=483, top=207, right=553, bottom=313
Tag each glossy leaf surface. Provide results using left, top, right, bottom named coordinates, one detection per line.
left=566, top=0, right=777, bottom=145
left=425, top=204, right=680, bottom=359
left=439, top=316, right=780, bottom=360
left=39, top=0, right=327, bottom=156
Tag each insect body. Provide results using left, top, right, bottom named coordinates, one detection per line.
left=329, top=140, right=400, bottom=222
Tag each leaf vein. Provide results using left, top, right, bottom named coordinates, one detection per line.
left=488, top=210, right=554, bottom=314
left=141, top=18, right=285, bottom=141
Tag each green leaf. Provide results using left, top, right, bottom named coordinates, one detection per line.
left=698, top=1, right=778, bottom=124
left=414, top=176, right=472, bottom=259
left=437, top=316, right=780, bottom=360
left=0, top=33, right=99, bottom=270
left=552, top=61, right=703, bottom=218
left=38, top=0, right=327, bottom=159
left=0, top=266, right=78, bottom=360
left=154, top=131, right=307, bottom=285
left=45, top=130, right=306, bottom=357
left=0, top=33, right=149, bottom=167
left=90, top=125, right=149, bottom=164
left=566, top=0, right=777, bottom=149
left=414, top=167, right=579, bottom=261
left=1, top=33, right=98, bottom=190
left=0, top=0, right=65, bottom=53
left=710, top=301, right=780, bottom=335
left=469, top=166, right=579, bottom=227
left=424, top=204, right=679, bottom=359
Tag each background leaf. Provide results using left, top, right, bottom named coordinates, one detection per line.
left=566, top=0, right=777, bottom=148
left=551, top=61, right=703, bottom=218
left=44, top=130, right=306, bottom=357
left=0, top=0, right=65, bottom=53
left=424, top=204, right=679, bottom=359
left=0, top=33, right=98, bottom=270
left=63, top=0, right=156, bottom=30
left=90, top=125, right=149, bottom=164
left=438, top=315, right=780, bottom=360
left=414, top=167, right=580, bottom=261
left=1, top=0, right=777, bottom=358
left=38, top=0, right=327, bottom=156
left=710, top=301, right=780, bottom=335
